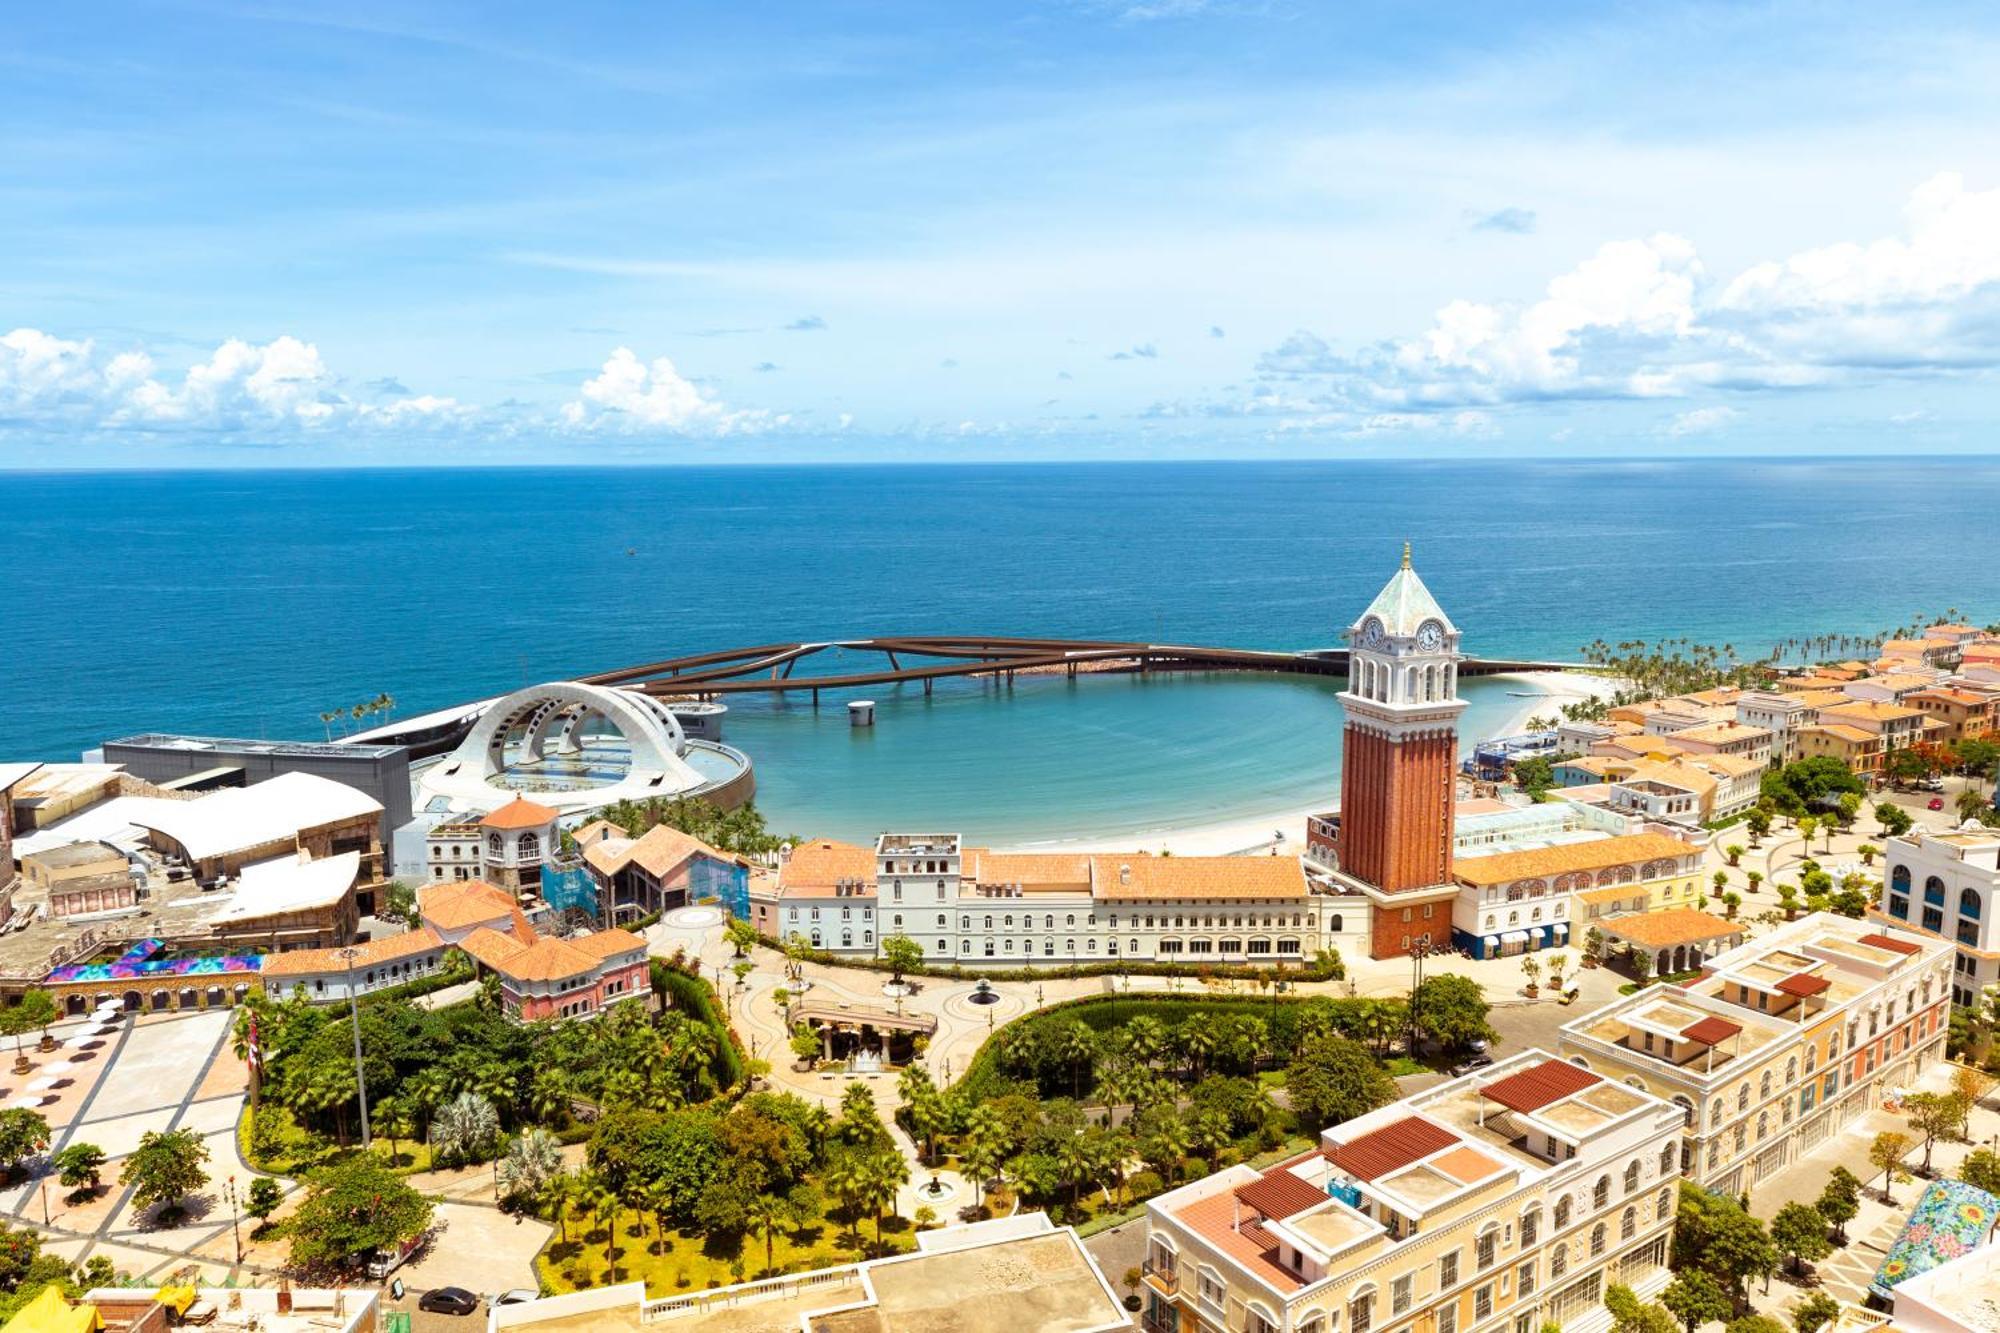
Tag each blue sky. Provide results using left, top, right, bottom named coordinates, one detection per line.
left=8, top=1, right=2000, bottom=465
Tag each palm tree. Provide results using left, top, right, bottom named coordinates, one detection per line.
left=529, top=1069, right=572, bottom=1128
left=749, top=1193, right=787, bottom=1276
left=371, top=1095, right=413, bottom=1166
left=1957, top=788, right=1989, bottom=822
left=407, top=1067, right=449, bottom=1144
left=1179, top=1015, right=1221, bottom=1079
left=432, top=1091, right=500, bottom=1164
left=824, top=1154, right=870, bottom=1250
left=862, top=1151, right=909, bottom=1249
left=543, top=1170, right=579, bottom=1245
left=590, top=1175, right=622, bottom=1282
left=499, top=1127, right=564, bottom=1201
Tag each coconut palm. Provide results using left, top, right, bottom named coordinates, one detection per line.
left=749, top=1193, right=788, bottom=1275
left=861, top=1150, right=909, bottom=1248
left=543, top=1169, right=580, bottom=1244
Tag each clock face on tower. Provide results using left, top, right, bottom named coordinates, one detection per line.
left=1358, top=618, right=1386, bottom=651
left=1416, top=621, right=1445, bottom=652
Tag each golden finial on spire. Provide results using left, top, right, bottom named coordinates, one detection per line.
left=1401, top=541, right=1412, bottom=570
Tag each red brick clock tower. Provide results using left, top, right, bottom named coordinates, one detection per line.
left=1335, top=545, right=1466, bottom=959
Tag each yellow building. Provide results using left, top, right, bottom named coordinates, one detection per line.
left=1452, top=831, right=1708, bottom=956
left=1142, top=1050, right=1683, bottom=1333
left=1559, top=914, right=1953, bottom=1197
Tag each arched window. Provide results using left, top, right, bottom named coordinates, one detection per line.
left=1761, top=1071, right=1773, bottom=1099
left=1590, top=1224, right=1606, bottom=1256
left=1785, top=1057, right=1797, bottom=1084
left=1621, top=1207, right=1637, bottom=1240
left=1624, top=1160, right=1641, bottom=1194
left=1330, top=914, right=1343, bottom=932
left=1737, top=1085, right=1750, bottom=1112
left=487, top=832, right=503, bottom=854
left=517, top=831, right=540, bottom=859
left=1658, top=1185, right=1674, bottom=1220
left=1659, top=1142, right=1675, bottom=1175
left=1554, top=1196, right=1572, bottom=1228
left=1593, top=1176, right=1610, bottom=1209
left=1520, top=1208, right=1540, bottom=1246
left=1962, top=888, right=1983, bottom=920
left=1757, top=1111, right=1770, bottom=1140
left=1551, top=1244, right=1569, bottom=1279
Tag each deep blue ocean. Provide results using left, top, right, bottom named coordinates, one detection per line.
left=6, top=458, right=1995, bottom=842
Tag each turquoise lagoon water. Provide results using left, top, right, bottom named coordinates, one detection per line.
left=8, top=458, right=2000, bottom=843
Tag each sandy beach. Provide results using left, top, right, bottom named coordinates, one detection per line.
left=999, top=670, right=1627, bottom=858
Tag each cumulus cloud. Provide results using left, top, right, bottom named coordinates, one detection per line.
left=0, top=328, right=779, bottom=442
left=1661, top=406, right=1740, bottom=438
left=1109, top=342, right=1160, bottom=361
left=1470, top=207, right=1537, bottom=235
left=1258, top=173, right=2000, bottom=415
left=559, top=347, right=764, bottom=433
left=784, top=315, right=827, bottom=332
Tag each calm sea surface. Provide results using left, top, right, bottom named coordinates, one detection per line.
left=6, top=459, right=1997, bottom=843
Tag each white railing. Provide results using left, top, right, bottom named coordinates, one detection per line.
left=641, top=1264, right=863, bottom=1322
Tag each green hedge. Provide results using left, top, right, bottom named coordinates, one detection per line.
left=650, top=960, right=744, bottom=1091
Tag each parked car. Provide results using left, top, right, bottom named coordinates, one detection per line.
left=1928, top=797, right=1945, bottom=811
left=1449, top=1054, right=1495, bottom=1077
left=492, top=1291, right=539, bottom=1308
left=418, top=1288, right=480, bottom=1317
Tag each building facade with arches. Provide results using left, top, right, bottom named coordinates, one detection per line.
left=1140, top=1048, right=1683, bottom=1333
left=1557, top=914, right=1953, bottom=1199
left=1878, top=826, right=2000, bottom=1008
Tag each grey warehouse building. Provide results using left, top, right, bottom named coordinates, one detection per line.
left=98, top=734, right=413, bottom=846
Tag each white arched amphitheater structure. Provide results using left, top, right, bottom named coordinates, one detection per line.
left=417, top=681, right=753, bottom=817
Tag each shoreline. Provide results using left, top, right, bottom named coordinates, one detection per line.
left=993, top=670, right=1624, bottom=858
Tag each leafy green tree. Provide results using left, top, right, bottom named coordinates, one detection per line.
left=1672, top=1182, right=1778, bottom=1308
left=1283, top=1033, right=1395, bottom=1128
left=726, top=918, right=759, bottom=957
left=52, top=1143, right=105, bottom=1198
left=1869, top=1131, right=1910, bottom=1206
left=1905, top=1091, right=1965, bottom=1175
left=383, top=880, right=420, bottom=930
left=1770, top=1201, right=1833, bottom=1276
left=119, top=1128, right=209, bottom=1220
left=1726, top=1318, right=1789, bottom=1333
left=1662, top=1271, right=1732, bottom=1333
left=0, top=1109, right=49, bottom=1176
left=498, top=1127, right=565, bottom=1203
left=1792, top=1293, right=1841, bottom=1333
left=287, top=1155, right=434, bottom=1272
left=1959, top=1147, right=2000, bottom=1194
left=1411, top=974, right=1496, bottom=1051
left=1606, top=1283, right=1678, bottom=1333
left=1875, top=802, right=1913, bottom=837
left=880, top=934, right=924, bottom=986
left=1761, top=758, right=1865, bottom=817
left=1814, top=1176, right=1858, bottom=1245
left=247, top=1176, right=284, bottom=1231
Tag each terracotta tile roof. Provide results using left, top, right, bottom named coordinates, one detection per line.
left=1327, top=1116, right=1459, bottom=1181
left=1777, top=973, right=1832, bottom=997
left=1170, top=1192, right=1301, bottom=1292
left=1575, top=884, right=1648, bottom=905
left=1432, top=1145, right=1504, bottom=1183
left=1089, top=854, right=1307, bottom=901
left=1477, top=1059, right=1601, bottom=1113
left=1452, top=832, right=1699, bottom=886
left=1805, top=723, right=1875, bottom=744
left=1234, top=1168, right=1330, bottom=1220
left=1670, top=721, right=1770, bottom=746
left=419, top=880, right=531, bottom=933
left=568, top=927, right=647, bottom=960
left=1858, top=932, right=1923, bottom=956
left=1791, top=689, right=1852, bottom=708
left=964, top=850, right=1094, bottom=888
left=1680, top=1015, right=1743, bottom=1045
left=456, top=925, right=529, bottom=970
left=261, top=926, right=445, bottom=976
left=570, top=819, right=625, bottom=847
left=585, top=823, right=746, bottom=879
left=480, top=795, right=558, bottom=830
left=1908, top=688, right=1993, bottom=707
left=1598, top=907, right=1740, bottom=948
left=493, top=936, right=601, bottom=983
left=777, top=839, right=879, bottom=897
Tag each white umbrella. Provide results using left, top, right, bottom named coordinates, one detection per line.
left=27, top=1077, right=57, bottom=1092
left=42, top=1061, right=73, bottom=1075
left=7, top=1096, right=41, bottom=1110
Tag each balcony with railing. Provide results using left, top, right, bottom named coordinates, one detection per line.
left=1143, top=1258, right=1180, bottom=1297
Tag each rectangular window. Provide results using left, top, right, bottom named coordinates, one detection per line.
left=1477, top=1233, right=1497, bottom=1269
left=1393, top=1275, right=1412, bottom=1316
left=1517, top=1260, right=1536, bottom=1298
left=1438, top=1304, right=1457, bottom=1333
left=1475, top=1286, right=1493, bottom=1321
left=1440, top=1251, right=1459, bottom=1289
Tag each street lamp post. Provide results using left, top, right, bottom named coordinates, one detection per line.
left=226, top=1174, right=242, bottom=1264
left=338, top=947, right=373, bottom=1151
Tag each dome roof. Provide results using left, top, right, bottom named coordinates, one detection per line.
left=1353, top=544, right=1457, bottom=638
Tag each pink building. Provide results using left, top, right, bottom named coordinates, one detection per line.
left=458, top=924, right=650, bottom=1022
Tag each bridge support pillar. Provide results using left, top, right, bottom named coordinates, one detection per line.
left=812, top=688, right=819, bottom=708
left=924, top=679, right=933, bottom=697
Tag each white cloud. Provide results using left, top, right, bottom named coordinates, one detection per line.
left=559, top=346, right=758, bottom=433
left=1662, top=406, right=1740, bottom=437
left=1259, top=173, right=2000, bottom=415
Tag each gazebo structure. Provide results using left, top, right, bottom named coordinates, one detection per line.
left=1595, top=908, right=1745, bottom=979
left=790, top=997, right=938, bottom=1068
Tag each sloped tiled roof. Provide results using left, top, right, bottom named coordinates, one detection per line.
left=261, top=926, right=445, bottom=977
left=480, top=795, right=558, bottom=830
left=585, top=823, right=746, bottom=879
left=1857, top=932, right=1923, bottom=956
left=1452, top=832, right=1698, bottom=885
left=1477, top=1059, right=1601, bottom=1113
left=1776, top=973, right=1832, bottom=997
left=456, top=925, right=529, bottom=970
left=1681, top=1016, right=1743, bottom=1045
left=1089, top=855, right=1307, bottom=901
left=1326, top=1116, right=1458, bottom=1181
left=1354, top=550, right=1456, bottom=638
left=777, top=839, right=879, bottom=896
left=1234, top=1168, right=1330, bottom=1221
left=1600, top=907, right=1740, bottom=948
